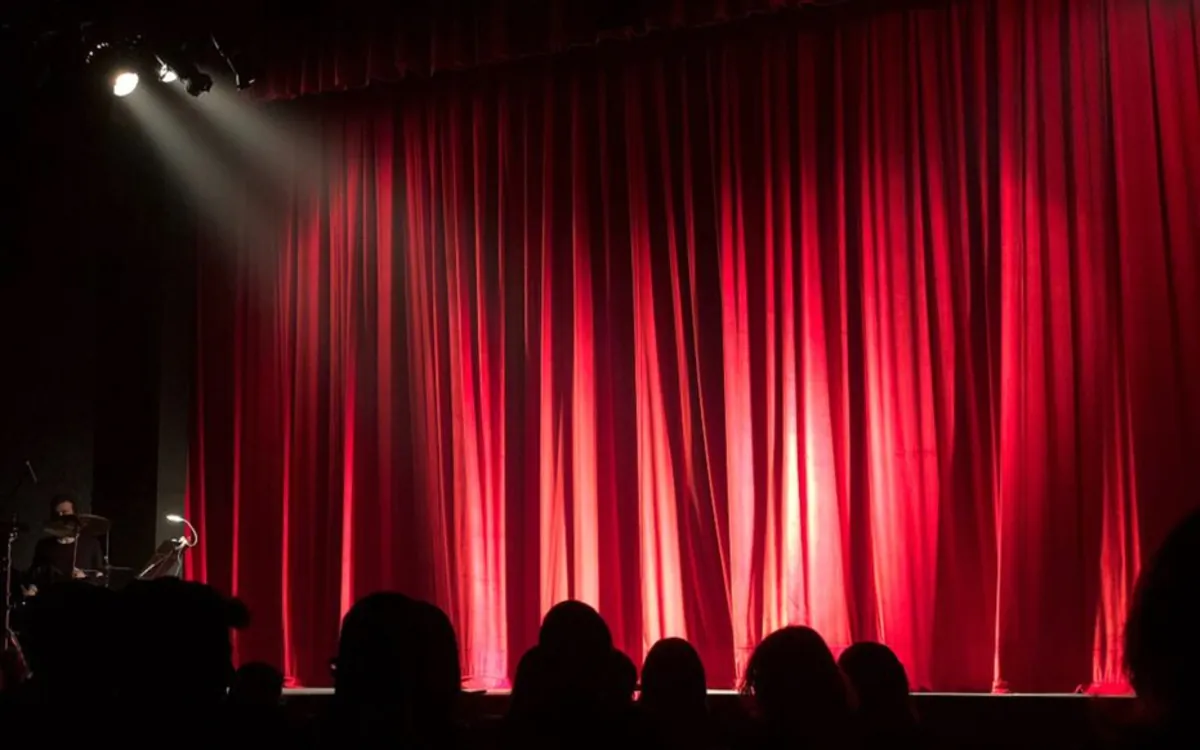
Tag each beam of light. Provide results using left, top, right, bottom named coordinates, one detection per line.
left=170, top=83, right=323, bottom=191
left=121, top=87, right=278, bottom=270
left=113, top=71, right=139, bottom=97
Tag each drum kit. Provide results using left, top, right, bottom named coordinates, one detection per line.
left=1, top=457, right=201, bottom=672
left=5, top=512, right=124, bottom=584
left=3, top=513, right=107, bottom=676
left=5, top=514, right=108, bottom=626
left=2, top=512, right=138, bottom=665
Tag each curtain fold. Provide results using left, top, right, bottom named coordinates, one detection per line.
left=189, top=0, right=1200, bottom=690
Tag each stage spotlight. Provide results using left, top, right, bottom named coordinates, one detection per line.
left=155, top=47, right=213, bottom=97
left=90, top=42, right=143, bottom=96
left=185, top=72, right=213, bottom=97
left=112, top=71, right=139, bottom=97
left=159, top=64, right=178, bottom=83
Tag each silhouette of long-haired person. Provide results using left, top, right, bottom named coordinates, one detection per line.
left=1123, top=508, right=1200, bottom=749
left=609, top=648, right=638, bottom=706
left=640, top=637, right=716, bottom=750
left=226, top=661, right=289, bottom=741
left=507, top=644, right=547, bottom=722
left=839, top=642, right=922, bottom=749
left=113, top=577, right=249, bottom=744
left=503, top=600, right=639, bottom=749
left=741, top=626, right=855, bottom=750
left=229, top=661, right=284, bottom=707
left=326, top=592, right=463, bottom=748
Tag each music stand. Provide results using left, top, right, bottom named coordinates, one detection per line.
left=136, top=538, right=188, bottom=580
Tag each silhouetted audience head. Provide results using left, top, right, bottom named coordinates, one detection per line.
left=536, top=600, right=614, bottom=702
left=410, top=599, right=463, bottom=721
left=1125, top=508, right=1200, bottom=719
left=609, top=649, right=638, bottom=704
left=336, top=592, right=418, bottom=700
left=641, top=637, right=707, bottom=719
left=839, top=642, right=917, bottom=744
left=509, top=645, right=548, bottom=718
left=332, top=592, right=462, bottom=745
left=839, top=642, right=911, bottom=713
left=743, top=626, right=850, bottom=742
left=118, top=578, right=248, bottom=708
left=504, top=602, right=640, bottom=747
left=539, top=600, right=613, bottom=659
left=229, top=661, right=285, bottom=707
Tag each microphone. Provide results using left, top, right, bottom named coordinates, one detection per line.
left=25, top=460, right=37, bottom=484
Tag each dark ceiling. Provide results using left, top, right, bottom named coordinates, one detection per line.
left=0, top=0, right=726, bottom=97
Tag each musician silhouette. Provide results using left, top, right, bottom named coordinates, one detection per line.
left=24, top=495, right=104, bottom=595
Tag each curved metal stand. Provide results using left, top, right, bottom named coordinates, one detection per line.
left=2, top=519, right=29, bottom=676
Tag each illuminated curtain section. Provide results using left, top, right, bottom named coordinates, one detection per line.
left=189, top=0, right=1200, bottom=691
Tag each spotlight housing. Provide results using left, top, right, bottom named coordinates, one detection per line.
left=185, top=72, right=213, bottom=97
left=83, top=33, right=226, bottom=97
left=155, top=48, right=213, bottom=97
left=87, top=39, right=153, bottom=97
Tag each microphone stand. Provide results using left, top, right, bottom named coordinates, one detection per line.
left=135, top=538, right=187, bottom=580
left=103, top=530, right=111, bottom=587
left=3, top=516, right=29, bottom=672
left=2, top=516, right=14, bottom=638
left=133, top=517, right=197, bottom=581
left=2, top=462, right=34, bottom=674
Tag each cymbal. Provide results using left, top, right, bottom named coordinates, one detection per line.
left=44, top=513, right=111, bottom=538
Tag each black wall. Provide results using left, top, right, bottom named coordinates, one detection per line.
left=1, top=85, right=191, bottom=576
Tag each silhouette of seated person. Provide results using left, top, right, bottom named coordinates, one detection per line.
left=113, top=578, right=249, bottom=741
left=741, top=626, right=854, bottom=750
left=1122, top=508, right=1200, bottom=749
left=839, top=642, right=922, bottom=749
left=229, top=661, right=284, bottom=707
left=504, top=600, right=640, bottom=748
left=640, top=637, right=718, bottom=750
left=1, top=581, right=121, bottom=726
left=324, top=592, right=462, bottom=748
left=611, top=648, right=638, bottom=704
left=611, top=648, right=648, bottom=737
left=507, top=645, right=545, bottom=723
left=226, top=661, right=289, bottom=739
left=26, top=495, right=105, bottom=592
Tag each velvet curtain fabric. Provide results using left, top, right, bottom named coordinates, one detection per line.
left=188, top=0, right=1200, bottom=690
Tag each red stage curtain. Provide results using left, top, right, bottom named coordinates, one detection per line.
left=188, top=0, right=1200, bottom=691
left=254, top=0, right=830, bottom=100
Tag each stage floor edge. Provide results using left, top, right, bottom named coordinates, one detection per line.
left=282, top=687, right=1132, bottom=698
